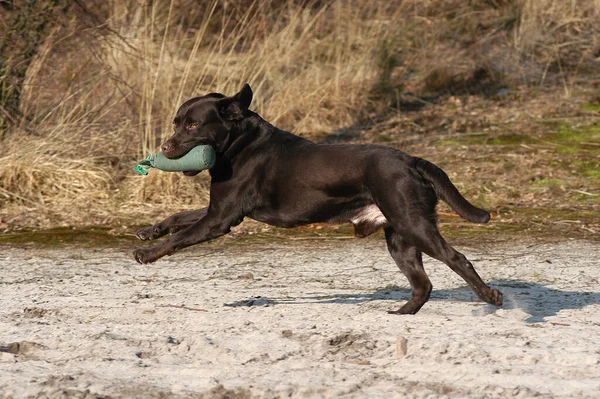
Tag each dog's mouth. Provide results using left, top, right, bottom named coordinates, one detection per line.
left=161, top=139, right=214, bottom=176
left=183, top=170, right=202, bottom=176
left=161, top=141, right=197, bottom=159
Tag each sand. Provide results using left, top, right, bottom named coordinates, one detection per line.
left=1, top=238, right=599, bottom=398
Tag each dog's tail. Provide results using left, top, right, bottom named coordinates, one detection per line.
left=415, top=158, right=490, bottom=224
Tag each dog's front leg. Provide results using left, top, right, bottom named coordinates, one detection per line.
left=133, top=210, right=240, bottom=264
left=136, top=208, right=208, bottom=241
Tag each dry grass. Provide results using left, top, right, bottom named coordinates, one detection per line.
left=0, top=0, right=598, bottom=230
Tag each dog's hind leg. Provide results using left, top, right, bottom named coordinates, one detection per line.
left=385, top=227, right=432, bottom=314
left=136, top=208, right=208, bottom=241
left=406, top=222, right=503, bottom=307
left=369, top=180, right=502, bottom=309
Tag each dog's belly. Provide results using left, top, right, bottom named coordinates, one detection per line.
left=250, top=202, right=389, bottom=236
left=350, top=204, right=389, bottom=237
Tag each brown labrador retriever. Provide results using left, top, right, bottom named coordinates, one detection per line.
left=134, top=84, right=502, bottom=314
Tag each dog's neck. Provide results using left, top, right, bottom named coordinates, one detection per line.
left=219, top=112, right=273, bottom=160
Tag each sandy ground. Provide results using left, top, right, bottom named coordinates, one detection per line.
left=1, top=237, right=599, bottom=398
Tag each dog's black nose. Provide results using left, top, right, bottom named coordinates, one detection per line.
left=162, top=142, right=174, bottom=154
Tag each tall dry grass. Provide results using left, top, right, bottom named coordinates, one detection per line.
left=1, top=0, right=598, bottom=229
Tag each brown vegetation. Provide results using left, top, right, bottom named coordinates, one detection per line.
left=0, top=0, right=598, bottom=235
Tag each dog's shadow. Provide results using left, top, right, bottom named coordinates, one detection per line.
left=224, top=280, right=600, bottom=323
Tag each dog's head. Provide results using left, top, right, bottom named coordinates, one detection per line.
left=161, top=84, right=253, bottom=162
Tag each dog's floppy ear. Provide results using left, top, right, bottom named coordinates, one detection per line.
left=217, top=83, right=253, bottom=121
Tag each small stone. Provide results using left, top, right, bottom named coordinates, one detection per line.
left=23, top=307, right=46, bottom=318
left=496, top=88, right=509, bottom=97
left=395, top=337, right=408, bottom=357
left=0, top=342, right=21, bottom=354
left=237, top=272, right=254, bottom=280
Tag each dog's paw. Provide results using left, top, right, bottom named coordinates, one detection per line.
left=489, top=288, right=503, bottom=306
left=388, top=303, right=421, bottom=315
left=133, top=248, right=156, bottom=264
left=135, top=225, right=165, bottom=241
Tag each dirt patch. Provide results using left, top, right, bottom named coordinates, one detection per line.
left=1, top=239, right=599, bottom=398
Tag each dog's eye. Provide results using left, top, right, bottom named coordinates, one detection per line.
left=187, top=122, right=199, bottom=130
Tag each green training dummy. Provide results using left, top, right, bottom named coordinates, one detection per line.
left=132, top=145, right=216, bottom=176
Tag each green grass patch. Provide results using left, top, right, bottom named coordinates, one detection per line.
left=582, top=102, right=600, bottom=112
left=553, top=122, right=600, bottom=154
left=531, top=178, right=566, bottom=187
left=436, top=120, right=600, bottom=153
left=436, top=132, right=538, bottom=146
left=571, top=159, right=600, bottom=179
